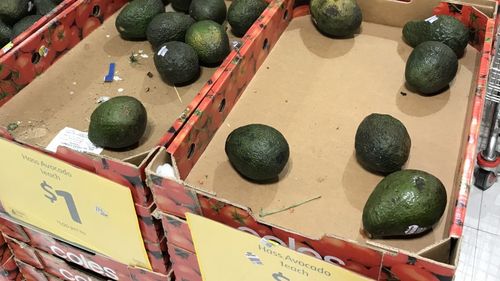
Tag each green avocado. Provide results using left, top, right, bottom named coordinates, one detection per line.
left=0, top=0, right=32, bottom=25
left=154, top=41, right=200, bottom=84
left=185, top=20, right=230, bottom=65
left=227, top=0, right=267, bottom=37
left=34, top=0, right=56, bottom=16
left=225, top=124, right=290, bottom=182
left=0, top=20, right=12, bottom=47
left=403, top=15, right=468, bottom=56
left=310, top=0, right=362, bottom=37
left=115, top=0, right=165, bottom=40
left=88, top=96, right=148, bottom=149
left=355, top=113, right=411, bottom=174
left=189, top=0, right=227, bottom=24
left=405, top=41, right=458, bottom=95
left=171, top=0, right=191, bottom=12
left=362, top=170, right=447, bottom=238
left=11, top=15, right=43, bottom=39
left=146, top=12, right=195, bottom=48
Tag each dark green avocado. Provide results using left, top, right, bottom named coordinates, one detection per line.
left=355, top=113, right=411, bottom=174
left=0, top=0, right=32, bottom=25
left=310, top=0, right=362, bottom=37
left=227, top=0, right=267, bottom=37
left=225, top=124, right=290, bottom=182
left=153, top=41, right=200, bottom=84
left=405, top=41, right=458, bottom=95
left=88, top=96, right=148, bottom=149
left=403, top=15, right=469, bottom=56
left=185, top=20, right=230, bottom=65
left=362, top=169, right=447, bottom=238
left=189, top=0, right=227, bottom=24
left=146, top=12, right=195, bottom=48
left=115, top=0, right=165, bottom=40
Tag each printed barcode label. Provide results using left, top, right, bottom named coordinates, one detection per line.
left=46, top=127, right=103, bottom=154
left=425, top=15, right=439, bottom=23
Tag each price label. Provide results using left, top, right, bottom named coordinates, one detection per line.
left=187, top=213, right=370, bottom=281
left=0, top=138, right=151, bottom=270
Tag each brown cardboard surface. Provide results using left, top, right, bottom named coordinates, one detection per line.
left=0, top=8, right=233, bottom=160
left=185, top=16, right=480, bottom=253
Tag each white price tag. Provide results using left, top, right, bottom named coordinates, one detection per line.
left=425, top=15, right=439, bottom=23
left=46, top=127, right=103, bottom=154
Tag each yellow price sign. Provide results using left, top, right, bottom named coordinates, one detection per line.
left=0, top=138, right=151, bottom=270
left=187, top=213, right=370, bottom=281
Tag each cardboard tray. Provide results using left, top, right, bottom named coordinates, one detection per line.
left=146, top=0, right=497, bottom=280
left=15, top=259, right=64, bottom=281
left=0, top=239, right=20, bottom=281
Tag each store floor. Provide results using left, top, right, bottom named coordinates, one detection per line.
left=455, top=179, right=500, bottom=280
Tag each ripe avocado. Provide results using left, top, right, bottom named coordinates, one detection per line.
left=310, top=0, right=362, bottom=37
left=0, top=20, right=12, bottom=47
left=88, top=96, right=148, bottom=149
left=11, top=15, right=43, bottom=39
left=189, top=0, right=227, bottom=24
left=115, top=0, right=165, bottom=40
left=403, top=15, right=468, bottom=57
left=405, top=41, right=458, bottom=95
left=34, top=0, right=56, bottom=15
left=0, top=0, right=32, bottom=25
left=355, top=114, right=411, bottom=174
left=154, top=41, right=200, bottom=84
left=146, top=12, right=194, bottom=48
left=171, top=0, right=192, bottom=12
left=362, top=170, right=447, bottom=238
left=225, top=124, right=290, bottom=182
left=185, top=20, right=230, bottom=65
left=227, top=0, right=267, bottom=37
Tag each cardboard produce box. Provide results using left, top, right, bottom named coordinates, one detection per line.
left=146, top=0, right=498, bottom=280
left=166, top=243, right=200, bottom=281
left=0, top=0, right=273, bottom=271
left=0, top=0, right=127, bottom=105
left=0, top=216, right=170, bottom=281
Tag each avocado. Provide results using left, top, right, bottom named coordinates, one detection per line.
left=405, top=41, right=458, bottom=95
left=362, top=170, right=447, bottom=238
left=0, top=0, right=32, bottom=25
left=115, top=0, right=165, bottom=40
left=171, top=0, right=191, bottom=12
left=0, top=20, right=12, bottom=47
left=403, top=15, right=468, bottom=56
left=189, top=0, right=227, bottom=24
left=11, top=15, right=43, bottom=39
left=355, top=114, right=411, bottom=174
left=154, top=41, right=200, bottom=84
left=34, top=0, right=56, bottom=16
left=146, top=12, right=194, bottom=48
left=310, top=0, right=362, bottom=37
left=227, top=0, right=267, bottom=37
left=88, top=96, right=148, bottom=149
left=225, top=124, right=290, bottom=182
left=185, top=20, right=230, bottom=65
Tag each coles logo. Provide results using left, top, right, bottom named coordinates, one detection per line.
left=239, top=227, right=346, bottom=266
left=59, top=268, right=94, bottom=281
left=50, top=245, right=119, bottom=280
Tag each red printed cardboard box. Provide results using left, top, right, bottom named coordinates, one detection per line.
left=0, top=0, right=273, bottom=255
left=145, top=0, right=498, bottom=280
left=0, top=0, right=76, bottom=59
left=0, top=216, right=170, bottom=281
left=0, top=235, right=21, bottom=281
left=15, top=259, right=64, bottom=281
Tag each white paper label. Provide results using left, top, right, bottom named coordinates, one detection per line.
left=157, top=46, right=168, bottom=57
left=425, top=15, right=439, bottom=23
left=404, top=225, right=427, bottom=235
left=46, top=127, right=103, bottom=154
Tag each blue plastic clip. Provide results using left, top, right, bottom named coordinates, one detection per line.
left=104, top=63, right=116, bottom=82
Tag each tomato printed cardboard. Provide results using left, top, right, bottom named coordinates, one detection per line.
left=0, top=0, right=77, bottom=59
left=15, top=259, right=65, bottom=281
left=1, top=216, right=171, bottom=281
left=0, top=239, right=20, bottom=281
left=166, top=243, right=201, bottom=281
left=146, top=0, right=497, bottom=280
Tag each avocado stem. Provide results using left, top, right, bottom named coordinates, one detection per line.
left=259, top=195, right=322, bottom=217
